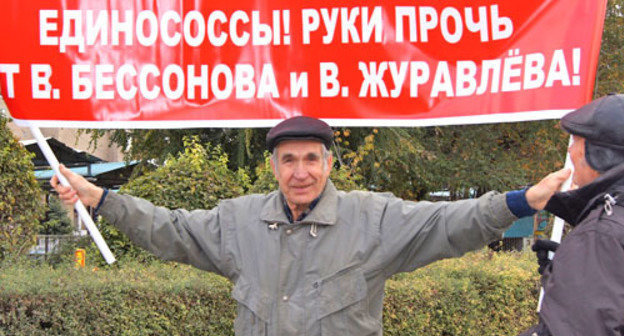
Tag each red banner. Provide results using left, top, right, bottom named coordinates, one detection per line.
left=0, top=0, right=607, bottom=128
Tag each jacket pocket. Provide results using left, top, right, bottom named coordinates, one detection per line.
left=317, top=270, right=380, bottom=335
left=232, top=277, right=272, bottom=336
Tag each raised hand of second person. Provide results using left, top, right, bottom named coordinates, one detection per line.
left=525, top=168, right=571, bottom=210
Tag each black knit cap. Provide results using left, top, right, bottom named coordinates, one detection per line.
left=266, top=116, right=333, bottom=152
left=561, top=93, right=624, bottom=172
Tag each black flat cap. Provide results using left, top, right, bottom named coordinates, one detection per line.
left=561, top=93, right=624, bottom=151
left=266, top=116, right=333, bottom=152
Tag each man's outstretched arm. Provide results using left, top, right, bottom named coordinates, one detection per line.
left=51, top=165, right=235, bottom=277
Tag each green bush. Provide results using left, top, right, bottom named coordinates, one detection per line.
left=0, top=251, right=540, bottom=335
left=122, top=137, right=249, bottom=209
left=384, top=251, right=539, bottom=335
left=0, top=260, right=235, bottom=336
left=0, top=114, right=45, bottom=260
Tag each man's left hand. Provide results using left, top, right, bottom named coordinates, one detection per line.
left=525, top=168, right=571, bottom=210
left=532, top=239, right=560, bottom=275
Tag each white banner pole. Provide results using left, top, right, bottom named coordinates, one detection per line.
left=537, top=135, right=574, bottom=312
left=29, top=126, right=116, bottom=264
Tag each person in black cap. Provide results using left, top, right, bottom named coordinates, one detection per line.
left=51, top=115, right=569, bottom=336
left=520, top=94, right=624, bottom=336
left=265, top=116, right=335, bottom=221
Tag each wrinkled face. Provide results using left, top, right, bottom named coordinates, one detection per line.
left=568, top=135, right=601, bottom=187
left=270, top=140, right=332, bottom=209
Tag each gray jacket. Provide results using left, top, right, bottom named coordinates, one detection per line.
left=100, top=181, right=517, bottom=336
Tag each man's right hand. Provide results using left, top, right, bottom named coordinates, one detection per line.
left=50, top=165, right=104, bottom=208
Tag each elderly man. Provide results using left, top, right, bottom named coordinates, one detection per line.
left=53, top=116, right=568, bottom=336
left=521, top=94, right=624, bottom=336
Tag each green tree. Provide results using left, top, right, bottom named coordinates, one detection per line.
left=40, top=194, right=73, bottom=235
left=334, top=121, right=567, bottom=200
left=0, top=114, right=45, bottom=259
left=411, top=121, right=567, bottom=199
left=84, top=128, right=268, bottom=174
left=594, top=0, right=624, bottom=96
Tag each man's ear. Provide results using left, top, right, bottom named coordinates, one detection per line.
left=326, top=153, right=333, bottom=171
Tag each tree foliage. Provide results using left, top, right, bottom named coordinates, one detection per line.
left=39, top=195, right=73, bottom=235
left=0, top=114, right=45, bottom=259
left=594, top=0, right=624, bottom=96
left=334, top=122, right=567, bottom=200
left=85, top=128, right=268, bottom=173
left=412, top=121, right=567, bottom=199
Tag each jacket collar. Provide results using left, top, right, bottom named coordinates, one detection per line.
left=545, top=162, right=624, bottom=226
left=260, top=180, right=338, bottom=225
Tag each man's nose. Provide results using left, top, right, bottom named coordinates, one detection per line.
left=292, top=162, right=308, bottom=179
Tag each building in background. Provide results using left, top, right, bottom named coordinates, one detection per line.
left=9, top=122, right=123, bottom=162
